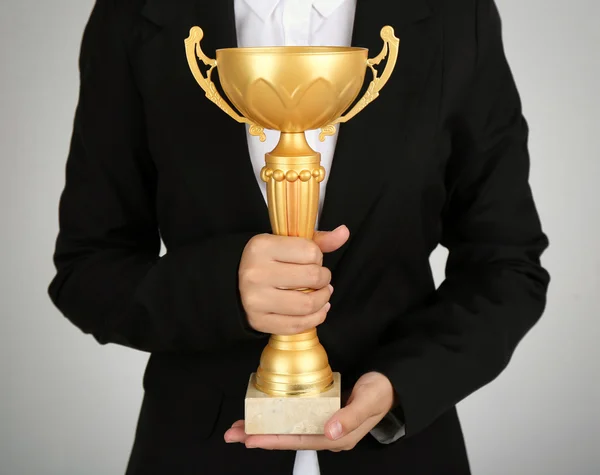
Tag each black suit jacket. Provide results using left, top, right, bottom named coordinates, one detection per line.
left=49, top=0, right=550, bottom=473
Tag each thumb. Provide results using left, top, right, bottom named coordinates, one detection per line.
left=323, top=383, right=376, bottom=441
left=313, top=225, right=350, bottom=254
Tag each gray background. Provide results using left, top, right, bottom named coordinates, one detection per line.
left=1, top=0, right=599, bottom=474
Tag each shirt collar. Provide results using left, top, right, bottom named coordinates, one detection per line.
left=242, top=0, right=350, bottom=21
left=242, top=0, right=280, bottom=21
left=312, top=0, right=350, bottom=18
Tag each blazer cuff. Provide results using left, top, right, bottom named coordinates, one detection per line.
left=370, top=410, right=406, bottom=444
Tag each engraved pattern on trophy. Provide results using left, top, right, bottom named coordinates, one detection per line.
left=233, top=77, right=364, bottom=132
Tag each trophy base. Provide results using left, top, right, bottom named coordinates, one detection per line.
left=244, top=372, right=341, bottom=435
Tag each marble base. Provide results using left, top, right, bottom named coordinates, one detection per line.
left=244, top=373, right=341, bottom=435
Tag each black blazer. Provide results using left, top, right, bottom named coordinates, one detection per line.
left=49, top=0, right=550, bottom=473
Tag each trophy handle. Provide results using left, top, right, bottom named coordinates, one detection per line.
left=318, top=26, right=400, bottom=142
left=184, top=27, right=266, bottom=142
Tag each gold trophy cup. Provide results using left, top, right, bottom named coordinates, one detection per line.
left=184, top=26, right=399, bottom=435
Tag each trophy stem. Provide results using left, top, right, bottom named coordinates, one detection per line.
left=256, top=132, right=334, bottom=397
left=255, top=329, right=334, bottom=396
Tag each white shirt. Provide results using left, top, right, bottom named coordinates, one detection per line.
left=234, top=1, right=404, bottom=473
left=235, top=0, right=357, bottom=222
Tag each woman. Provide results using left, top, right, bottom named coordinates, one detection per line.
left=49, top=0, right=549, bottom=473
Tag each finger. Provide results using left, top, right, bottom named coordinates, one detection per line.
left=268, top=262, right=332, bottom=290
left=324, top=384, right=380, bottom=440
left=313, top=225, right=350, bottom=254
left=259, top=235, right=323, bottom=265
left=244, top=434, right=337, bottom=451
left=225, top=421, right=249, bottom=444
left=245, top=419, right=377, bottom=451
left=252, top=302, right=331, bottom=335
left=268, top=285, right=333, bottom=316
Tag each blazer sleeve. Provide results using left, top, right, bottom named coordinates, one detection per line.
left=48, top=1, right=264, bottom=353
left=361, top=0, right=550, bottom=436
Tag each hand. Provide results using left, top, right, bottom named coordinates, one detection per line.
left=239, top=225, right=350, bottom=335
left=224, top=372, right=396, bottom=451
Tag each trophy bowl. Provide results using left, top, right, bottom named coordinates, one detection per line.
left=215, top=46, right=368, bottom=132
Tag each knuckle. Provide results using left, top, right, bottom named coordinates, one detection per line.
left=312, top=308, right=328, bottom=327
left=318, top=309, right=328, bottom=325
left=239, top=267, right=251, bottom=284
left=323, top=267, right=332, bottom=285
left=306, top=241, right=323, bottom=264
left=246, top=312, right=263, bottom=331
left=254, top=233, right=271, bottom=245
left=308, top=293, right=324, bottom=313
left=289, top=318, right=306, bottom=335
left=301, top=294, right=317, bottom=314
left=344, top=442, right=357, bottom=451
left=240, top=267, right=262, bottom=286
left=262, top=320, right=279, bottom=335
left=318, top=289, right=331, bottom=308
left=306, top=265, right=322, bottom=287
left=249, top=234, right=270, bottom=254
left=251, top=320, right=267, bottom=333
left=242, top=292, right=261, bottom=312
left=246, top=313, right=256, bottom=326
left=246, top=235, right=261, bottom=252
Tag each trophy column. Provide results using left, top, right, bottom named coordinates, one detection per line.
left=244, top=132, right=341, bottom=434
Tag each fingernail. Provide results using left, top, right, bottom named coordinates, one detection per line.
left=325, top=302, right=331, bottom=311
left=328, top=284, right=334, bottom=294
left=328, top=420, right=343, bottom=440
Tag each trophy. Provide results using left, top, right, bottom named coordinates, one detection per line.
left=184, top=26, right=399, bottom=435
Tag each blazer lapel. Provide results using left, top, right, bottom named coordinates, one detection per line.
left=142, top=0, right=237, bottom=48
left=142, top=0, right=272, bottom=234
left=319, top=0, right=437, bottom=273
